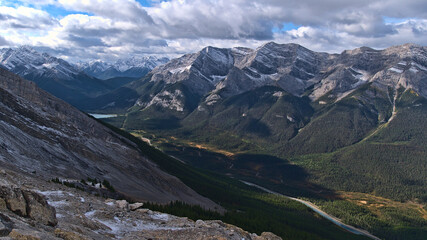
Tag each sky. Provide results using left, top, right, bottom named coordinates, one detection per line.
left=0, top=0, right=426, bottom=62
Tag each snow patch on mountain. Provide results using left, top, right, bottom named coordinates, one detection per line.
left=411, top=62, right=427, bottom=71
left=273, top=91, right=284, bottom=97
left=169, top=65, right=191, bottom=74
left=204, top=46, right=234, bottom=66
left=231, top=47, right=252, bottom=55
left=210, top=75, right=227, bottom=84
left=286, top=115, right=295, bottom=122
left=389, top=67, right=403, bottom=73
left=350, top=68, right=370, bottom=81
left=409, top=67, right=419, bottom=73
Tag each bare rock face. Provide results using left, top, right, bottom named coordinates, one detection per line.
left=0, top=185, right=57, bottom=226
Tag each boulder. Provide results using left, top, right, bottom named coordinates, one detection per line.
left=136, top=208, right=149, bottom=214
left=0, top=186, right=57, bottom=226
left=54, top=228, right=91, bottom=240
left=22, top=190, right=57, bottom=226
left=258, top=232, right=283, bottom=240
left=0, top=186, right=27, bottom=217
left=129, top=203, right=143, bottom=211
left=115, top=200, right=128, bottom=211
left=8, top=229, right=41, bottom=240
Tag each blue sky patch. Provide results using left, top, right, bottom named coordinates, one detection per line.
left=272, top=22, right=301, bottom=33
left=383, top=17, right=412, bottom=24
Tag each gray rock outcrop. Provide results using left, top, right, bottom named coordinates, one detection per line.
left=0, top=185, right=57, bottom=226
left=0, top=168, right=282, bottom=240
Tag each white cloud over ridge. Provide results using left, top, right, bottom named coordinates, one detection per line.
left=0, top=0, right=426, bottom=62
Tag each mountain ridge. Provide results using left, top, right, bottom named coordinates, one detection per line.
left=105, top=42, right=425, bottom=117
left=0, top=46, right=113, bottom=106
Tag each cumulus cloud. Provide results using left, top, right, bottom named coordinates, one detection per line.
left=274, top=19, right=427, bottom=53
left=145, top=0, right=422, bottom=39
left=0, top=6, right=57, bottom=29
left=0, top=0, right=426, bottom=62
left=58, top=0, right=154, bottom=24
left=146, top=0, right=277, bottom=40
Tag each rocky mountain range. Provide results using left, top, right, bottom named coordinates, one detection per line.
left=0, top=46, right=114, bottom=108
left=76, top=56, right=169, bottom=80
left=0, top=47, right=169, bottom=109
left=86, top=42, right=424, bottom=115
left=0, top=46, right=80, bottom=82
left=127, top=42, right=426, bottom=113
left=97, top=42, right=425, bottom=133
left=98, top=42, right=426, bottom=219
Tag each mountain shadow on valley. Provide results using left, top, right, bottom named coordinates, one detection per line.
left=238, top=118, right=271, bottom=137
left=161, top=142, right=338, bottom=200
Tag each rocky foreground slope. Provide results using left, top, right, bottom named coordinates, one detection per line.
left=0, top=168, right=280, bottom=240
left=0, top=67, right=218, bottom=208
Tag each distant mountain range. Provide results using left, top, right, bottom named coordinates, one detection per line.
left=0, top=46, right=111, bottom=106
left=75, top=56, right=169, bottom=80
left=0, top=46, right=168, bottom=107
left=95, top=42, right=426, bottom=118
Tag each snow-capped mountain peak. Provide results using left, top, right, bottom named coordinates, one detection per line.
left=0, top=46, right=79, bottom=79
left=114, top=56, right=168, bottom=72
left=76, top=56, right=169, bottom=79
